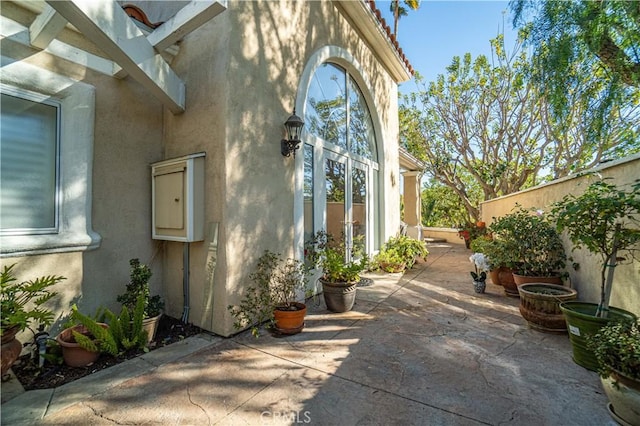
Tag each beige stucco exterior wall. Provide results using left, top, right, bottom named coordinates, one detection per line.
left=162, top=1, right=402, bottom=336
left=1, top=3, right=165, bottom=339
left=480, top=155, right=640, bottom=317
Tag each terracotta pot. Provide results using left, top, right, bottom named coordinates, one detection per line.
left=273, top=302, right=306, bottom=335
left=498, top=267, right=518, bottom=297
left=517, top=283, right=577, bottom=333
left=57, top=323, right=109, bottom=367
left=513, top=273, right=563, bottom=286
left=1, top=325, right=22, bottom=376
left=601, top=370, right=640, bottom=426
left=379, top=262, right=406, bottom=273
left=320, top=278, right=358, bottom=313
left=488, top=269, right=501, bottom=286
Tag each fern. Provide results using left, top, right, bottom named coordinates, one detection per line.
left=71, top=305, right=118, bottom=356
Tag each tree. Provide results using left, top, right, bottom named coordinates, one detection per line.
left=400, top=34, right=639, bottom=222
left=390, top=0, right=420, bottom=38
left=420, top=180, right=473, bottom=228
left=510, top=0, right=640, bottom=124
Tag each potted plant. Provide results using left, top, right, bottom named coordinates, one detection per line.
left=470, top=236, right=512, bottom=288
left=551, top=178, right=640, bottom=370
left=489, top=207, right=568, bottom=286
left=1, top=264, right=64, bottom=375
left=517, top=283, right=578, bottom=333
left=469, top=253, right=489, bottom=294
left=306, top=231, right=368, bottom=313
left=117, top=259, right=164, bottom=344
left=587, top=319, right=640, bottom=425
left=373, top=235, right=429, bottom=273
left=228, top=250, right=309, bottom=337
left=458, top=222, right=487, bottom=249
left=56, top=305, right=115, bottom=367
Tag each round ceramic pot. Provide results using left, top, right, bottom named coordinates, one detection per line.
left=320, top=279, right=357, bottom=313
left=488, top=269, right=501, bottom=286
left=601, top=370, right=640, bottom=426
left=473, top=280, right=486, bottom=294
left=273, top=302, right=306, bottom=335
left=498, top=267, right=518, bottom=297
left=142, top=313, right=163, bottom=344
left=57, top=323, right=109, bottom=367
left=513, top=273, right=563, bottom=286
left=517, top=283, right=577, bottom=333
left=559, top=302, right=638, bottom=371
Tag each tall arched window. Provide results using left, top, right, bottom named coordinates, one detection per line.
left=301, top=62, right=379, bottom=261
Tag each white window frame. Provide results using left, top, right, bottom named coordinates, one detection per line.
left=0, top=57, right=101, bottom=257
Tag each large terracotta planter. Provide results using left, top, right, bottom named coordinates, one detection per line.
left=517, top=283, right=577, bottom=333
left=488, top=269, right=501, bottom=286
left=498, top=267, right=518, bottom=297
left=320, top=278, right=358, bottom=313
left=513, top=273, right=563, bottom=286
left=273, top=302, right=306, bottom=335
left=601, top=370, right=640, bottom=426
left=1, top=325, right=22, bottom=376
left=57, top=323, right=109, bottom=367
left=559, top=302, right=637, bottom=371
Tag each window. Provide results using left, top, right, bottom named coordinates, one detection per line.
left=1, top=91, right=60, bottom=234
left=0, top=61, right=100, bottom=257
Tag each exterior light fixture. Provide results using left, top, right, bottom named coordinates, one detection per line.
left=281, top=109, right=304, bottom=157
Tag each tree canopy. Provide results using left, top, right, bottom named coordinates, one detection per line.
left=401, top=34, right=639, bottom=222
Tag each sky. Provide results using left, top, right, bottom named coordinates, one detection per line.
left=376, top=1, right=520, bottom=94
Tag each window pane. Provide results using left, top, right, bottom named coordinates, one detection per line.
left=305, top=64, right=347, bottom=149
left=304, top=144, right=314, bottom=240
left=352, top=167, right=367, bottom=258
left=325, top=158, right=346, bottom=246
left=348, top=77, right=376, bottom=159
left=1, top=93, right=58, bottom=231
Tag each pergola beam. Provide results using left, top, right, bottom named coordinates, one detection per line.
left=29, top=5, right=68, bottom=49
left=46, top=0, right=185, bottom=114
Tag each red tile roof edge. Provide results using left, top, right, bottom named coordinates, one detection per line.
left=122, top=4, right=163, bottom=29
left=366, top=0, right=414, bottom=75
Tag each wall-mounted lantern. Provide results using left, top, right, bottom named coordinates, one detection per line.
left=281, top=109, right=304, bottom=157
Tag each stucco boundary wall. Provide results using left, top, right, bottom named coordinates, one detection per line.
left=479, top=154, right=640, bottom=317
left=422, top=227, right=465, bottom=245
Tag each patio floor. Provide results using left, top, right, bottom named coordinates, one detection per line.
left=1, top=243, right=616, bottom=425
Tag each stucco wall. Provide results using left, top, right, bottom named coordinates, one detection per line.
left=162, top=1, right=401, bottom=336
left=0, top=4, right=165, bottom=339
left=480, top=155, right=640, bottom=317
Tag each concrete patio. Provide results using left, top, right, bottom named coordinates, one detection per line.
left=1, top=243, right=615, bottom=425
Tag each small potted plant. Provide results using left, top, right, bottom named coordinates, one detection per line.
left=56, top=305, right=114, bottom=367
left=469, top=253, right=489, bottom=294
left=228, top=250, right=309, bottom=337
left=1, top=264, right=64, bottom=375
left=306, top=231, right=368, bottom=313
left=587, top=319, right=640, bottom=425
left=552, top=178, right=640, bottom=370
left=117, top=259, right=164, bottom=344
left=470, top=236, right=512, bottom=288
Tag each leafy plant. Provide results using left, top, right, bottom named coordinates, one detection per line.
left=551, top=178, right=640, bottom=317
left=469, top=253, right=489, bottom=282
left=469, top=236, right=512, bottom=270
left=103, top=295, right=149, bottom=353
left=69, top=305, right=118, bottom=356
left=372, top=249, right=406, bottom=273
left=228, top=250, right=308, bottom=337
left=305, top=231, right=368, bottom=284
left=587, top=319, right=640, bottom=381
left=489, top=206, right=567, bottom=277
left=117, top=259, right=164, bottom=319
left=1, top=264, right=64, bottom=335
left=373, top=235, right=429, bottom=272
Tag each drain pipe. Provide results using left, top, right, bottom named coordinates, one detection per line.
left=182, top=242, right=190, bottom=323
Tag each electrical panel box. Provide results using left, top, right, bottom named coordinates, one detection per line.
left=151, top=153, right=205, bottom=242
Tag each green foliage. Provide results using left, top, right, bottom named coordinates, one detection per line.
left=117, top=259, right=164, bottom=319
left=469, top=236, right=512, bottom=270
left=489, top=207, right=567, bottom=276
left=550, top=178, right=640, bottom=315
left=305, top=231, right=368, bottom=284
left=420, top=181, right=472, bottom=226
left=587, top=319, right=640, bottom=381
left=103, top=295, right=148, bottom=353
left=373, top=235, right=429, bottom=272
left=1, top=265, right=63, bottom=335
left=70, top=305, right=118, bottom=356
left=228, top=250, right=309, bottom=337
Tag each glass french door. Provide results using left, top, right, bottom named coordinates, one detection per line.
left=324, top=151, right=368, bottom=262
